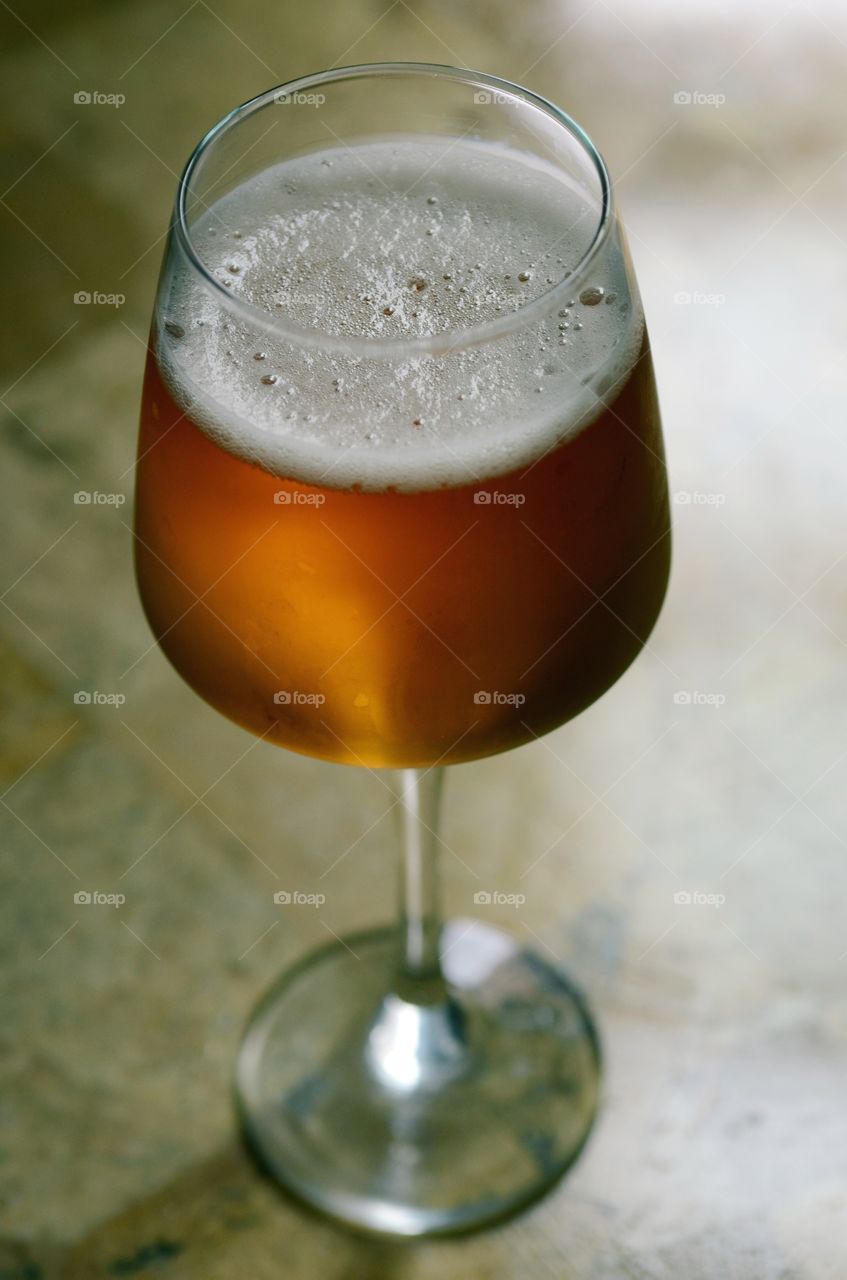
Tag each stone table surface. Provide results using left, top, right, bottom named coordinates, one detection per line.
left=2, top=0, right=846, bottom=1276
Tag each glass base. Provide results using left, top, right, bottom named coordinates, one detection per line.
left=236, top=918, right=600, bottom=1237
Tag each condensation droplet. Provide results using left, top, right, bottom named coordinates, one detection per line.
left=579, top=286, right=605, bottom=306
left=260, top=374, right=278, bottom=385
left=253, top=351, right=267, bottom=361
left=383, top=306, right=395, bottom=316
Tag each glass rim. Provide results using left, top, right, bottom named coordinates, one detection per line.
left=174, top=62, right=614, bottom=358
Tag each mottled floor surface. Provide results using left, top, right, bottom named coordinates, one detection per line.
left=2, top=0, right=846, bottom=1275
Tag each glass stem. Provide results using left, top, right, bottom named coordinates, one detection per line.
left=395, top=768, right=445, bottom=985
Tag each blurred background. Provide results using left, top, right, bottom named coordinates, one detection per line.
left=1, top=0, right=846, bottom=1276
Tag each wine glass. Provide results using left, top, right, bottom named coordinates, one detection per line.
left=134, top=62, right=670, bottom=1236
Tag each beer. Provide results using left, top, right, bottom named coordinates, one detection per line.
left=135, top=137, right=669, bottom=767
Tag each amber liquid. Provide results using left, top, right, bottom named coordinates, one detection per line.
left=135, top=338, right=670, bottom=767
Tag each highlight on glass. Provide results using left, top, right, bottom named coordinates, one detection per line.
left=134, top=63, right=671, bottom=1236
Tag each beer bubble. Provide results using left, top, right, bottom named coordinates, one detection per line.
left=579, top=286, right=605, bottom=306
left=227, top=263, right=241, bottom=274
left=409, top=277, right=427, bottom=291
left=412, top=418, right=424, bottom=427
left=253, top=351, right=267, bottom=361
left=573, top=322, right=583, bottom=330
left=605, top=292, right=617, bottom=305
left=260, top=374, right=278, bottom=385
left=426, top=195, right=438, bottom=205
left=383, top=306, right=395, bottom=316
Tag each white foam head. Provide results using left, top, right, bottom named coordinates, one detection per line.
left=158, top=136, right=642, bottom=492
